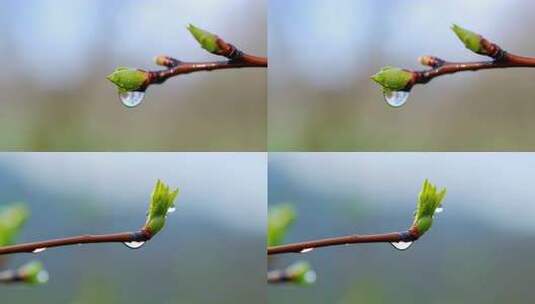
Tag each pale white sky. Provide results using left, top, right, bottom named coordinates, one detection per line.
left=270, top=153, right=535, bottom=234
left=0, top=153, right=266, bottom=232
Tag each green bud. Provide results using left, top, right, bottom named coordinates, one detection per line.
left=144, top=180, right=179, bottom=236
left=18, top=261, right=49, bottom=285
left=451, top=24, right=485, bottom=55
left=414, top=216, right=433, bottom=235
left=412, top=179, right=446, bottom=236
left=106, top=67, right=149, bottom=93
left=286, top=261, right=316, bottom=285
left=0, top=203, right=29, bottom=246
left=187, top=24, right=220, bottom=53
left=267, top=204, right=296, bottom=246
left=370, top=66, right=413, bottom=92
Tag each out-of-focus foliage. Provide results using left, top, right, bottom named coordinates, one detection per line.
left=267, top=204, right=296, bottom=246
left=0, top=203, right=29, bottom=246
left=285, top=260, right=316, bottom=285
left=17, top=261, right=49, bottom=285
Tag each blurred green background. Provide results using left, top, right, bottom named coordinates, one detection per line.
left=269, top=153, right=535, bottom=303
left=269, top=0, right=535, bottom=151
left=0, top=153, right=265, bottom=303
left=0, top=0, right=266, bottom=151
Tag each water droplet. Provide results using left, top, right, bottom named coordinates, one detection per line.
left=123, top=241, right=145, bottom=249
left=303, top=270, right=317, bottom=284
left=390, top=241, right=413, bottom=251
left=435, top=207, right=443, bottom=214
left=36, top=270, right=49, bottom=284
left=119, top=91, right=145, bottom=108
left=384, top=91, right=409, bottom=108
left=32, top=248, right=46, bottom=254
left=167, top=207, right=176, bottom=214
left=300, top=248, right=314, bottom=253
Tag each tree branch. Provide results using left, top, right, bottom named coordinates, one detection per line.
left=375, top=25, right=535, bottom=94
left=0, top=229, right=151, bottom=256
left=143, top=54, right=266, bottom=90
left=267, top=228, right=419, bottom=255
left=408, top=52, right=535, bottom=90
left=138, top=37, right=266, bottom=92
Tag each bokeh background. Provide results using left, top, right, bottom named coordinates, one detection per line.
left=0, top=153, right=265, bottom=303
left=269, top=153, right=535, bottom=303
left=269, top=0, right=535, bottom=151
left=0, top=0, right=266, bottom=151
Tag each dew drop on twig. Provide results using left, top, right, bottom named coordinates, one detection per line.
left=299, top=248, right=314, bottom=254
left=390, top=241, right=413, bottom=251
left=123, top=241, right=145, bottom=249
left=435, top=206, right=443, bottom=214
left=384, top=91, right=409, bottom=108
left=167, top=207, right=176, bottom=214
left=32, top=248, right=47, bottom=254
left=119, top=91, right=145, bottom=108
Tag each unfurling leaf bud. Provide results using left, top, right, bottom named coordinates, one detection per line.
left=18, top=261, right=49, bottom=285
left=267, top=204, right=296, bottom=246
left=144, top=180, right=179, bottom=236
left=187, top=24, right=220, bottom=53
left=0, top=203, right=29, bottom=246
left=371, top=66, right=413, bottom=92
left=106, top=67, right=149, bottom=93
left=412, top=179, right=446, bottom=236
left=451, top=24, right=487, bottom=55
left=286, top=261, right=316, bottom=285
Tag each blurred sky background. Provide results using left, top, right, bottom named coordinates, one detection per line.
left=0, top=0, right=266, bottom=151
left=269, top=0, right=535, bottom=151
left=0, top=153, right=266, bottom=303
left=269, top=153, right=535, bottom=303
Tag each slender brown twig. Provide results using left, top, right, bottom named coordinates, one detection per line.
left=0, top=229, right=151, bottom=256
left=267, top=228, right=419, bottom=255
left=405, top=34, right=535, bottom=91
left=140, top=38, right=267, bottom=91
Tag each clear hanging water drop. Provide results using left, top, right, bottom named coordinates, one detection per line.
left=390, top=241, right=413, bottom=251
left=167, top=207, right=176, bottom=214
left=384, top=90, right=409, bottom=108
left=119, top=91, right=145, bottom=108
left=123, top=241, right=145, bottom=249
left=36, top=270, right=50, bottom=284
left=435, top=206, right=444, bottom=214
left=32, top=248, right=47, bottom=254
left=300, top=248, right=314, bottom=253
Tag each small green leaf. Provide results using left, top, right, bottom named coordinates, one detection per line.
left=371, top=66, right=413, bottom=92
left=106, top=68, right=148, bottom=92
left=412, top=179, right=446, bottom=236
left=451, top=24, right=485, bottom=55
left=144, top=180, right=179, bottom=236
left=267, top=204, right=296, bottom=246
left=286, top=261, right=316, bottom=285
left=18, top=261, right=49, bottom=285
left=0, top=203, right=29, bottom=247
left=187, top=24, right=220, bottom=53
